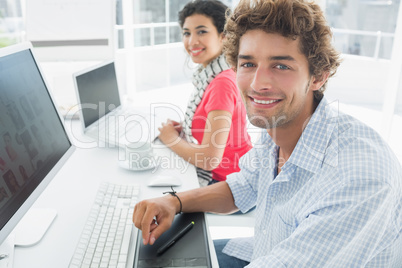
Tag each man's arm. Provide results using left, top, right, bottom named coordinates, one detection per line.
left=133, top=181, right=237, bottom=245
left=243, top=179, right=399, bottom=267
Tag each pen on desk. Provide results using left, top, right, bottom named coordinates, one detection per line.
left=156, top=221, right=194, bottom=255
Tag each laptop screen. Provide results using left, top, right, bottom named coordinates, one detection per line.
left=74, top=61, right=121, bottom=128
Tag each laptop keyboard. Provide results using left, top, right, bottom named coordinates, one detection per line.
left=98, top=119, right=139, bottom=139
left=96, top=109, right=155, bottom=141
left=69, top=182, right=140, bottom=268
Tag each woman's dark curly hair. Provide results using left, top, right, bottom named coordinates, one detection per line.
left=224, top=0, right=341, bottom=99
left=178, top=0, right=230, bottom=34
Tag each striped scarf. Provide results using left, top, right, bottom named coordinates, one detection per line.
left=182, top=54, right=231, bottom=186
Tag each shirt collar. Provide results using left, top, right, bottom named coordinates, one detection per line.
left=288, top=97, right=339, bottom=173
left=259, top=97, right=339, bottom=174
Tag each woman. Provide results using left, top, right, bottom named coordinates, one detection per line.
left=158, top=0, right=252, bottom=186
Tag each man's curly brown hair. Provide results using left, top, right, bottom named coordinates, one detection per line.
left=223, top=0, right=341, bottom=99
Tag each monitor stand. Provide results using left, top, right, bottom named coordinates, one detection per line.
left=0, top=208, right=56, bottom=267
left=13, top=208, right=57, bottom=247
left=0, top=234, right=14, bottom=268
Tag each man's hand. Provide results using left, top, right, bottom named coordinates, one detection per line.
left=133, top=182, right=237, bottom=245
left=133, top=195, right=178, bottom=245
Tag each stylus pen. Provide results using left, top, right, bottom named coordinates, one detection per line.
left=156, top=221, right=195, bottom=255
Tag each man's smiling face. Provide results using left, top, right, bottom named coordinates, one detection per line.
left=236, top=29, right=320, bottom=130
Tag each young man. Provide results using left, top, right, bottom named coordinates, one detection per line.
left=133, top=0, right=402, bottom=267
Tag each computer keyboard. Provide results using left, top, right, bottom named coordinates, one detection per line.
left=69, top=182, right=140, bottom=268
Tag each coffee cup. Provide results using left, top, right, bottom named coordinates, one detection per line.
left=125, top=141, right=154, bottom=170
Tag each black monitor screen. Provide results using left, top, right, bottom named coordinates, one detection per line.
left=75, top=62, right=121, bottom=128
left=0, top=48, right=71, bottom=233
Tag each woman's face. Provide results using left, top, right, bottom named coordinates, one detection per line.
left=182, top=14, right=224, bottom=67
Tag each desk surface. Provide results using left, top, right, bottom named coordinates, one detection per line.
left=12, top=118, right=218, bottom=267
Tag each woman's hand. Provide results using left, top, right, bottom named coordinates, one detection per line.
left=157, top=111, right=232, bottom=170
left=171, top=120, right=183, bottom=134
left=158, top=120, right=182, bottom=146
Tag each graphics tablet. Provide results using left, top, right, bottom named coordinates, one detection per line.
left=133, top=212, right=212, bottom=268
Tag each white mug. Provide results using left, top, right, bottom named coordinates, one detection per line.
left=125, top=141, right=154, bottom=170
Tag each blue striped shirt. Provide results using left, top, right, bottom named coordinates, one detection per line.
left=225, top=98, right=402, bottom=267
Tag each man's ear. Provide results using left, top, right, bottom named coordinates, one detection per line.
left=310, top=72, right=330, bottom=91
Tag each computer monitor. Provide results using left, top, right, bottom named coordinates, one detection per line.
left=0, top=42, right=75, bottom=245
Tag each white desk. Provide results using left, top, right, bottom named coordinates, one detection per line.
left=12, top=118, right=218, bottom=267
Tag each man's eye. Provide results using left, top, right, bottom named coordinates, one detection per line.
left=241, top=62, right=255, bottom=68
left=198, top=30, right=207, bottom=35
left=183, top=32, right=190, bottom=37
left=275, top=64, right=289, bottom=70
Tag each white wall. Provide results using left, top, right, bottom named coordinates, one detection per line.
left=26, top=0, right=115, bottom=61
left=115, top=44, right=194, bottom=97
left=326, top=54, right=391, bottom=110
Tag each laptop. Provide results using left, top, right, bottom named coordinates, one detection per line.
left=134, top=212, right=212, bottom=268
left=73, top=60, right=160, bottom=148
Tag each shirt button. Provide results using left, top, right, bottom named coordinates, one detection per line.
left=271, top=197, right=276, bottom=202
left=263, top=230, right=267, bottom=235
